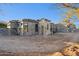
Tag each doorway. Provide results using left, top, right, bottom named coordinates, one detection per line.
left=35, top=24, right=39, bottom=32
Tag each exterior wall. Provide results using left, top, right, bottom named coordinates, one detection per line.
left=55, top=24, right=68, bottom=33
left=53, top=24, right=57, bottom=33
left=7, top=19, right=77, bottom=36
left=39, top=19, right=51, bottom=35
left=50, top=23, right=55, bottom=35
left=7, top=21, right=21, bottom=35
left=20, top=20, right=38, bottom=36
left=7, top=22, right=11, bottom=35
left=7, top=22, right=11, bottom=29
left=24, top=22, right=35, bottom=35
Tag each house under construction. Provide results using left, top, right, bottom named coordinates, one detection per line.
left=7, top=18, right=75, bottom=36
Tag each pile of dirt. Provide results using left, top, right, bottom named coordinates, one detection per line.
left=48, top=42, right=79, bottom=56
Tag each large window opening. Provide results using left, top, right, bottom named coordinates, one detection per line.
left=35, top=24, right=38, bottom=32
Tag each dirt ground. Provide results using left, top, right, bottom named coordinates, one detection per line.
left=0, top=33, right=79, bottom=56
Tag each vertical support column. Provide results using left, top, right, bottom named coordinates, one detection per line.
left=20, top=21, right=24, bottom=36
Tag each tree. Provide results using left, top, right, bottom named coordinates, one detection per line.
left=0, top=23, right=7, bottom=28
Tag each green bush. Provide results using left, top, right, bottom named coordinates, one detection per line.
left=0, top=23, right=7, bottom=28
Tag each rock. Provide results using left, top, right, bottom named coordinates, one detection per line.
left=48, top=42, right=79, bottom=56
left=62, top=42, right=79, bottom=56
left=62, top=46, right=77, bottom=56
left=48, top=52, right=63, bottom=56
left=76, top=49, right=79, bottom=55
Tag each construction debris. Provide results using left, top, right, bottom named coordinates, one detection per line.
left=49, top=42, right=79, bottom=56
left=48, top=52, right=63, bottom=56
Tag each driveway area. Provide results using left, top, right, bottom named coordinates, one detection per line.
left=0, top=33, right=79, bottom=55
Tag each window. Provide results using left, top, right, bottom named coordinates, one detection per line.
left=47, top=24, right=49, bottom=30
left=50, top=24, right=52, bottom=31
left=35, top=24, right=38, bottom=32
left=24, top=24, right=28, bottom=32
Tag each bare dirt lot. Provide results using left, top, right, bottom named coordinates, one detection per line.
left=0, top=33, right=79, bottom=56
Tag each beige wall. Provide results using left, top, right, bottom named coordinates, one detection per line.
left=55, top=24, right=68, bottom=32
left=20, top=21, right=38, bottom=35
left=39, top=20, right=51, bottom=35
left=7, top=19, right=55, bottom=36
left=7, top=22, right=11, bottom=28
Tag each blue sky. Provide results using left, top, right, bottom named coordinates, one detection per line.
left=0, top=3, right=67, bottom=23
left=0, top=3, right=79, bottom=27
